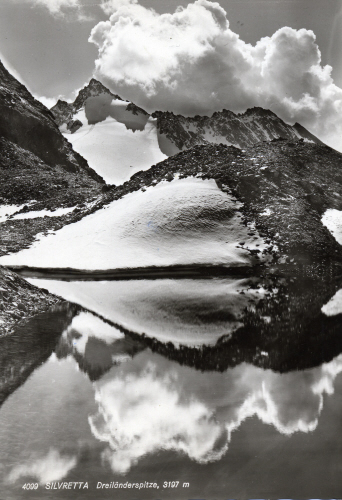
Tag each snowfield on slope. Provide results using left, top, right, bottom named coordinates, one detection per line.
left=0, top=178, right=270, bottom=270
left=65, top=115, right=166, bottom=185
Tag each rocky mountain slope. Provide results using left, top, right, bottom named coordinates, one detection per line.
left=0, top=60, right=109, bottom=331
left=0, top=59, right=107, bottom=258
left=4, top=137, right=342, bottom=372
left=0, top=61, right=103, bottom=184
left=50, top=78, right=323, bottom=161
left=153, top=107, right=324, bottom=155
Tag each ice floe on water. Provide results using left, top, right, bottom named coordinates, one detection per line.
left=322, top=208, right=342, bottom=245
left=0, top=178, right=271, bottom=270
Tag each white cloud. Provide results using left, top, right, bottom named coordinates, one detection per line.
left=89, top=0, right=342, bottom=150
left=34, top=0, right=80, bottom=14
left=101, top=0, right=138, bottom=16
left=26, top=0, right=93, bottom=20
left=33, top=94, right=58, bottom=108
left=7, top=448, right=77, bottom=485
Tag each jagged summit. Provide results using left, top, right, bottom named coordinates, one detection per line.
left=51, top=78, right=124, bottom=130
left=152, top=106, right=323, bottom=154
left=50, top=77, right=323, bottom=154
left=51, top=78, right=150, bottom=133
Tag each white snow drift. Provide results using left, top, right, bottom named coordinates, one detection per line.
left=0, top=178, right=270, bottom=270
left=66, top=116, right=166, bottom=184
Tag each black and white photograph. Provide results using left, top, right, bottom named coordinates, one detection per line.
left=0, top=0, right=342, bottom=498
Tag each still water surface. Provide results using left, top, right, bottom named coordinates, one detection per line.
left=1, top=278, right=342, bottom=499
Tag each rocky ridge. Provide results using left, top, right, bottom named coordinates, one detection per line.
left=0, top=266, right=63, bottom=336
left=50, top=78, right=323, bottom=155
left=153, top=107, right=323, bottom=153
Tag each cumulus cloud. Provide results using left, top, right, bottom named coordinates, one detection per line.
left=7, top=448, right=77, bottom=485
left=33, top=0, right=80, bottom=14
left=90, top=0, right=342, bottom=150
left=34, top=95, right=58, bottom=108
left=25, top=0, right=93, bottom=20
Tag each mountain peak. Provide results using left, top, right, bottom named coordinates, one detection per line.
left=73, top=79, right=124, bottom=111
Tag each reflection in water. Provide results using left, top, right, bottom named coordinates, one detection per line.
left=1, top=285, right=342, bottom=498
left=89, top=363, right=228, bottom=474
left=88, top=351, right=342, bottom=474
left=56, top=311, right=146, bottom=380
left=27, top=278, right=268, bottom=347
left=7, top=448, right=77, bottom=485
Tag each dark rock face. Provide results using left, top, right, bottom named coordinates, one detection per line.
left=0, top=60, right=103, bottom=183
left=67, top=119, right=83, bottom=133
left=0, top=137, right=102, bottom=205
left=0, top=60, right=106, bottom=262
left=152, top=107, right=324, bottom=154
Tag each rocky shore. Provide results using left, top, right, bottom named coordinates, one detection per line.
left=0, top=266, right=63, bottom=337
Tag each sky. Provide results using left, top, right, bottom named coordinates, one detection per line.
left=0, top=0, right=341, bottom=149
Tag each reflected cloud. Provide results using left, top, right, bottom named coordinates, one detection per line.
left=7, top=448, right=77, bottom=485
left=88, top=353, right=342, bottom=473
left=89, top=364, right=228, bottom=474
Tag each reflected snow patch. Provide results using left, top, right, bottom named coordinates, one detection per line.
left=322, top=288, right=342, bottom=316
left=27, top=278, right=266, bottom=347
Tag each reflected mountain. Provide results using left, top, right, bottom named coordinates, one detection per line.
left=0, top=302, right=80, bottom=407
left=55, top=311, right=146, bottom=381
left=1, top=297, right=342, bottom=494
left=27, top=269, right=342, bottom=373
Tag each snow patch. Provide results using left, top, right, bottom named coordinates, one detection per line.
left=322, top=209, right=342, bottom=245
left=12, top=207, right=76, bottom=220
left=0, top=178, right=270, bottom=270
left=0, top=205, right=23, bottom=223
left=65, top=116, right=166, bottom=185
left=322, top=289, right=342, bottom=316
